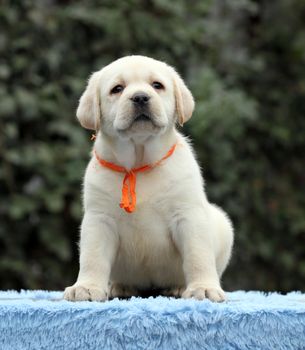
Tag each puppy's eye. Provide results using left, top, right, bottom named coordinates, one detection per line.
left=152, top=81, right=164, bottom=90
left=110, top=85, right=124, bottom=94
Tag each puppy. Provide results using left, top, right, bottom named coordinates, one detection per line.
left=64, top=55, right=234, bottom=302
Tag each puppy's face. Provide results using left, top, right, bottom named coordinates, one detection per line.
left=77, top=56, right=194, bottom=139
left=100, top=57, right=175, bottom=137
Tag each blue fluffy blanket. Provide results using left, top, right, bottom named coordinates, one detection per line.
left=0, top=290, right=304, bottom=349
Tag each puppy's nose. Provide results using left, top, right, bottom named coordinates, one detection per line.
left=131, top=92, right=150, bottom=106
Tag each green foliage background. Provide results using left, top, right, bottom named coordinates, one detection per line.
left=1, top=0, right=304, bottom=291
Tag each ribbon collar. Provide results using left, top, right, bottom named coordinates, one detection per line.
left=94, top=143, right=177, bottom=213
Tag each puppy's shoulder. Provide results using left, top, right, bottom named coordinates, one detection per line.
left=174, top=132, right=201, bottom=170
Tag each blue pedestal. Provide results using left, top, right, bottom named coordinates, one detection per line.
left=0, top=290, right=304, bottom=349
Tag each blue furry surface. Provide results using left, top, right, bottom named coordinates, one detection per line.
left=0, top=290, right=305, bottom=350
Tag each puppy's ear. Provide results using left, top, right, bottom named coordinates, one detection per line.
left=76, top=72, right=101, bottom=131
left=173, top=73, right=195, bottom=126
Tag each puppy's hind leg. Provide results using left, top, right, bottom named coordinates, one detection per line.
left=109, top=283, right=139, bottom=299
left=209, top=204, right=234, bottom=278
left=160, top=286, right=185, bottom=298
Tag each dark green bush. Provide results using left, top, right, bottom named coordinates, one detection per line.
left=0, top=0, right=304, bottom=291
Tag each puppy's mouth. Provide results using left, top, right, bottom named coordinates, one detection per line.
left=115, top=110, right=166, bottom=135
left=133, top=113, right=152, bottom=123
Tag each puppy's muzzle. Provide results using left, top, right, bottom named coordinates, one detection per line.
left=131, top=92, right=153, bottom=123
left=131, top=92, right=151, bottom=107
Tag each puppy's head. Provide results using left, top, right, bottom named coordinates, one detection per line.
left=76, top=56, right=194, bottom=138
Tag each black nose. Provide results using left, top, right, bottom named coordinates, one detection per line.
left=131, top=93, right=150, bottom=106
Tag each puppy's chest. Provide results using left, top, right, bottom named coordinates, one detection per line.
left=96, top=165, right=177, bottom=207
left=117, top=205, right=174, bottom=264
left=115, top=169, right=177, bottom=260
left=135, top=170, right=175, bottom=203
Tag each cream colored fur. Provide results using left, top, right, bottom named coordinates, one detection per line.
left=64, top=55, right=233, bottom=302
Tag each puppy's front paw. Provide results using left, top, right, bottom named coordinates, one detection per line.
left=64, top=283, right=108, bottom=302
left=182, top=283, right=226, bottom=302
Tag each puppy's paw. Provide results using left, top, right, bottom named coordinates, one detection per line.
left=182, top=283, right=226, bottom=302
left=109, top=283, right=138, bottom=299
left=161, top=286, right=185, bottom=298
left=64, top=283, right=108, bottom=302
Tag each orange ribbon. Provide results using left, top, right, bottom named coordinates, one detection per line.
left=94, top=144, right=177, bottom=213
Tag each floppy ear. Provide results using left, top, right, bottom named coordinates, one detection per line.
left=76, top=72, right=101, bottom=131
left=173, top=73, right=195, bottom=126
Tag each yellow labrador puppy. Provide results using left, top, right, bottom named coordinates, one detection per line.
left=64, top=55, right=233, bottom=302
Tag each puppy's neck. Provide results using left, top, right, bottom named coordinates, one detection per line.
left=94, top=129, right=177, bottom=170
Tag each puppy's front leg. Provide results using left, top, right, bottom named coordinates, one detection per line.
left=64, top=212, right=118, bottom=301
left=172, top=207, right=225, bottom=302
